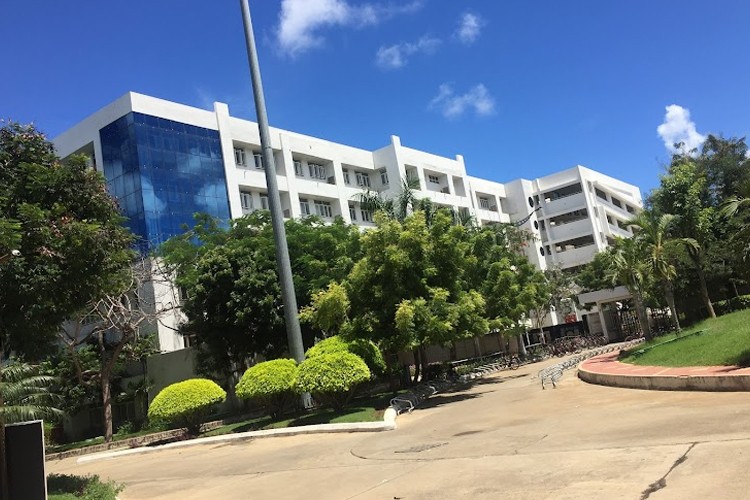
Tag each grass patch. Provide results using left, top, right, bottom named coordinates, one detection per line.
left=47, top=427, right=164, bottom=454
left=620, top=308, right=750, bottom=367
left=47, top=474, right=123, bottom=500
left=203, top=390, right=398, bottom=438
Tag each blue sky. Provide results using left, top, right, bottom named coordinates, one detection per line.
left=2, top=1, right=749, bottom=196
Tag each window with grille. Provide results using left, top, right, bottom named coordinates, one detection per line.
left=479, top=197, right=490, bottom=209
left=294, top=161, right=304, bottom=177
left=300, top=198, right=311, bottom=216
left=240, top=192, right=253, bottom=210
left=308, top=163, right=327, bottom=180
left=361, top=209, right=373, bottom=222
left=260, top=195, right=269, bottom=210
left=343, top=169, right=351, bottom=185
left=234, top=148, right=246, bottom=166
left=356, top=172, right=370, bottom=188
left=427, top=174, right=440, bottom=184
left=253, top=153, right=264, bottom=170
left=349, top=204, right=357, bottom=220
left=380, top=169, right=389, bottom=186
left=314, top=200, right=333, bottom=218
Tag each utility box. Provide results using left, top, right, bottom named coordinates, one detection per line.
left=6, top=420, right=46, bottom=500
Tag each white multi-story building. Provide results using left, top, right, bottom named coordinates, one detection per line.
left=54, top=92, right=642, bottom=351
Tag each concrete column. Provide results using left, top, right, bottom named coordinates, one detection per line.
left=214, top=102, right=243, bottom=219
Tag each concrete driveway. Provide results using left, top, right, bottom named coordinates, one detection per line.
left=47, top=359, right=750, bottom=499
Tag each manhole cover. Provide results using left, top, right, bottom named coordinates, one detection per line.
left=394, top=442, right=448, bottom=454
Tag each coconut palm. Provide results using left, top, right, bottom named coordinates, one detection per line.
left=629, top=211, right=682, bottom=332
left=605, top=237, right=652, bottom=340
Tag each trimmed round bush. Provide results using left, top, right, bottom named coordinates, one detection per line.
left=235, top=359, right=299, bottom=417
left=296, top=351, right=370, bottom=410
left=306, top=336, right=386, bottom=377
left=147, top=378, right=226, bottom=434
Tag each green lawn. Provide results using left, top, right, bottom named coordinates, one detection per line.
left=620, top=308, right=750, bottom=367
left=47, top=427, right=164, bottom=454
left=203, top=391, right=398, bottom=438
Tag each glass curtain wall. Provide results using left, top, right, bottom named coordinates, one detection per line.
left=100, top=112, right=230, bottom=250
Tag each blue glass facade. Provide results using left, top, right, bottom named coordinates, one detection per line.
left=100, top=112, right=230, bottom=249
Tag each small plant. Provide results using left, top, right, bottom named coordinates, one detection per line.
left=114, top=420, right=134, bottom=437
left=47, top=474, right=123, bottom=499
left=306, top=336, right=386, bottom=377
left=296, top=351, right=370, bottom=410
left=147, top=379, right=226, bottom=434
left=235, top=359, right=299, bottom=417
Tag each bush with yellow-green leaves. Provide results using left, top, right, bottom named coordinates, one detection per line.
left=296, top=351, right=370, bottom=410
left=235, top=359, right=299, bottom=417
left=147, top=378, right=226, bottom=434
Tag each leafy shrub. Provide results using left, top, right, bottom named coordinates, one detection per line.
left=714, top=294, right=750, bottom=316
left=147, top=379, right=226, bottom=434
left=47, top=474, right=123, bottom=500
left=235, top=359, right=299, bottom=417
left=296, top=351, right=370, bottom=410
left=306, top=336, right=386, bottom=377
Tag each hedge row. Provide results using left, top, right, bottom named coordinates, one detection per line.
left=713, top=294, right=750, bottom=316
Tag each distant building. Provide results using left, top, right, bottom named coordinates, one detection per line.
left=54, top=92, right=642, bottom=351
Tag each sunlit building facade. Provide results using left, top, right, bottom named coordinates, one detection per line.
left=54, top=92, right=642, bottom=351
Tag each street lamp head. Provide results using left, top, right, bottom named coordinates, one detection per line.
left=10, top=249, right=21, bottom=257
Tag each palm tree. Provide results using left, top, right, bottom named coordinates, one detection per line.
left=629, top=211, right=682, bottom=332
left=1, top=362, right=63, bottom=424
left=605, top=238, right=653, bottom=340
left=1, top=361, right=63, bottom=500
left=356, top=175, right=420, bottom=222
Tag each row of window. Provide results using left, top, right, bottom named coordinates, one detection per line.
left=240, top=190, right=376, bottom=222
left=240, top=192, right=268, bottom=211
left=234, top=148, right=264, bottom=170
left=235, top=146, right=393, bottom=189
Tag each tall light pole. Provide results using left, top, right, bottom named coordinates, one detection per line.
left=238, top=1, right=308, bottom=383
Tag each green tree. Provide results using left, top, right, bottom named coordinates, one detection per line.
left=164, top=212, right=362, bottom=399
left=629, top=210, right=683, bottom=331
left=299, top=282, right=350, bottom=337
left=0, top=122, right=133, bottom=498
left=60, top=259, right=163, bottom=444
left=605, top=238, right=652, bottom=339
left=346, top=211, right=490, bottom=381
left=0, top=123, right=134, bottom=357
left=651, top=159, right=718, bottom=318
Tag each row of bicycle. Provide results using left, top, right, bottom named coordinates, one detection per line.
left=528, top=334, right=609, bottom=359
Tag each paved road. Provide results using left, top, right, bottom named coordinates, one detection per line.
left=48, top=358, right=750, bottom=499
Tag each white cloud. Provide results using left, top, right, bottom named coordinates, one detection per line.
left=375, top=36, right=440, bottom=69
left=277, top=0, right=424, bottom=56
left=429, top=83, right=495, bottom=118
left=657, top=104, right=706, bottom=155
left=454, top=12, right=484, bottom=44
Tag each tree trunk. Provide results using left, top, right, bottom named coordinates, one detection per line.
left=632, top=290, right=652, bottom=341
left=101, top=368, right=114, bottom=444
left=662, top=280, right=681, bottom=332
left=99, top=333, right=127, bottom=444
left=0, top=350, right=9, bottom=500
left=517, top=335, right=527, bottom=356
left=411, top=348, right=421, bottom=385
left=691, top=254, right=716, bottom=318
left=419, top=345, right=428, bottom=381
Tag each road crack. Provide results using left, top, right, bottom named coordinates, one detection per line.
left=640, top=442, right=697, bottom=499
